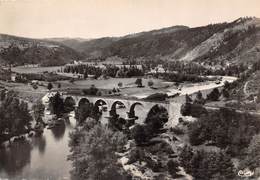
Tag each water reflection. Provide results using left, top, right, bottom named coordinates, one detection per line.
left=51, top=122, right=66, bottom=141
left=0, top=117, right=75, bottom=179
left=32, top=135, right=47, bottom=155
left=0, top=140, right=32, bottom=176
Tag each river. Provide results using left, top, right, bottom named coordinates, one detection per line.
left=0, top=113, right=76, bottom=180
left=0, top=107, right=133, bottom=180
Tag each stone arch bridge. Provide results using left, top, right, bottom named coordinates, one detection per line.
left=62, top=94, right=182, bottom=127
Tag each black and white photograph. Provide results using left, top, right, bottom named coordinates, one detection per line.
left=0, top=0, right=260, bottom=179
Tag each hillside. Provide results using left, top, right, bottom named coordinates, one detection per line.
left=1, top=17, right=260, bottom=66
left=0, top=34, right=83, bottom=66
left=55, top=17, right=260, bottom=66
left=51, top=25, right=189, bottom=59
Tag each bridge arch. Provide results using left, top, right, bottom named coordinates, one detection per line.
left=94, top=99, right=107, bottom=107
left=94, top=99, right=108, bottom=112
left=128, top=102, right=143, bottom=119
left=78, top=98, right=90, bottom=107
left=109, top=100, right=126, bottom=117
left=64, top=96, right=76, bottom=112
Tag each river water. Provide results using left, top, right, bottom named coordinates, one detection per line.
left=0, top=114, right=76, bottom=180
left=0, top=108, right=132, bottom=180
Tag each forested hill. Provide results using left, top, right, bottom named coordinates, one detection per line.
left=49, top=25, right=189, bottom=59
left=0, top=34, right=83, bottom=66
left=1, top=17, right=260, bottom=66
left=54, top=17, right=260, bottom=66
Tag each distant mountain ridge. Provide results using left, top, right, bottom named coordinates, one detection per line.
left=51, top=17, right=260, bottom=66
left=1, top=17, right=260, bottom=66
left=0, top=34, right=83, bottom=66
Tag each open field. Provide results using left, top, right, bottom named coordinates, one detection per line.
left=12, top=66, right=63, bottom=74
left=0, top=80, right=48, bottom=104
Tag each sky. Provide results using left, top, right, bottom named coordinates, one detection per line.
left=0, top=0, right=260, bottom=39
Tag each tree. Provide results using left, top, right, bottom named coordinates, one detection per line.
left=131, top=124, right=152, bottom=145
left=145, top=105, right=168, bottom=132
left=49, top=92, right=64, bottom=117
left=89, top=84, right=98, bottom=95
left=32, top=99, right=45, bottom=123
left=75, top=102, right=100, bottom=124
left=207, top=88, right=221, bottom=101
left=135, top=78, right=143, bottom=87
left=223, top=81, right=230, bottom=90
left=47, top=82, right=53, bottom=91
left=185, top=94, right=192, bottom=103
left=194, top=91, right=205, bottom=105
left=64, top=98, right=75, bottom=113
left=222, top=88, right=230, bottom=99
left=112, top=88, right=117, bottom=93
left=0, top=90, right=32, bottom=142
left=68, top=123, right=129, bottom=180
left=179, top=145, right=194, bottom=173
left=180, top=146, right=235, bottom=180
left=167, top=160, right=180, bottom=178
left=241, top=134, right=260, bottom=171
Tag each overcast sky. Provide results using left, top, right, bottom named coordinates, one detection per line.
left=0, top=0, right=259, bottom=39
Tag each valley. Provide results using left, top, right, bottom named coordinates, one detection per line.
left=1, top=16, right=260, bottom=180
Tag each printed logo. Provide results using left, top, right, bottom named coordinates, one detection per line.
left=238, top=169, right=254, bottom=177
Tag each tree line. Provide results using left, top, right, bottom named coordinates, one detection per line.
left=63, top=64, right=144, bottom=79
left=0, top=89, right=32, bottom=143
